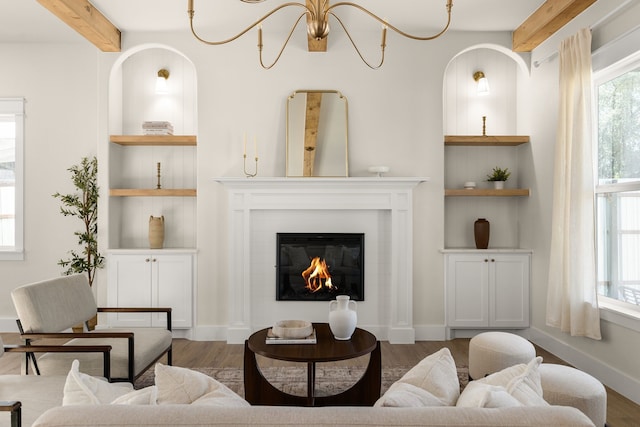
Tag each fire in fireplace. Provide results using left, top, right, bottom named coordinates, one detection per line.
left=276, top=233, right=364, bottom=301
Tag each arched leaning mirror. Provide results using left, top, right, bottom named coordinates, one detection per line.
left=286, top=90, right=348, bottom=177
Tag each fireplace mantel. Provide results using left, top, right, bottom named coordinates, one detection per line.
left=215, top=176, right=428, bottom=344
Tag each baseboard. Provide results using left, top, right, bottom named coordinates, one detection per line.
left=528, top=326, right=640, bottom=405
left=414, top=324, right=447, bottom=341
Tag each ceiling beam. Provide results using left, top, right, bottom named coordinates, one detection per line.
left=512, top=0, right=597, bottom=52
left=37, top=0, right=121, bottom=52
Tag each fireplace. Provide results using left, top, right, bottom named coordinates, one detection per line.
left=276, top=233, right=364, bottom=301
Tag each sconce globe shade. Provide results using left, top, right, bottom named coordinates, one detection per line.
left=156, top=69, right=170, bottom=94
left=473, top=71, right=490, bottom=96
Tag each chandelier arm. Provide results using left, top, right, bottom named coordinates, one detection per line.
left=329, top=12, right=384, bottom=70
left=188, top=0, right=311, bottom=46
left=259, top=12, right=308, bottom=70
left=327, top=1, right=453, bottom=41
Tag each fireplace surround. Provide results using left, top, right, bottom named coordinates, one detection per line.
left=216, top=177, right=427, bottom=344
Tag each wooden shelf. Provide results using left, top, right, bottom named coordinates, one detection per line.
left=445, top=188, right=530, bottom=197
left=110, top=189, right=197, bottom=197
left=110, top=135, right=197, bottom=146
left=444, top=135, right=530, bottom=146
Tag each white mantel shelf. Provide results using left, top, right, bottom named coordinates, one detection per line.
left=214, top=177, right=429, bottom=188
left=215, top=176, right=428, bottom=344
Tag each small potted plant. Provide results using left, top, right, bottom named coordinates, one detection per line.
left=486, top=166, right=511, bottom=189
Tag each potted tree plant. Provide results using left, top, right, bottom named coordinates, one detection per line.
left=53, top=156, right=104, bottom=330
left=486, top=166, right=511, bottom=189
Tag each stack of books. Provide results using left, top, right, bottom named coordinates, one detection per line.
left=265, top=328, right=317, bottom=345
left=142, top=121, right=174, bottom=135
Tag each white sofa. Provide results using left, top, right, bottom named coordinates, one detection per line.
left=22, top=356, right=599, bottom=427
left=32, top=404, right=595, bottom=427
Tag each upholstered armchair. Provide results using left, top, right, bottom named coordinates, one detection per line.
left=10, top=274, right=173, bottom=383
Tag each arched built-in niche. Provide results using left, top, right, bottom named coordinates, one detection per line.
left=107, top=45, right=198, bottom=250
left=442, top=44, right=530, bottom=249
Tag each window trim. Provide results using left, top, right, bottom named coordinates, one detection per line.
left=593, top=46, right=640, bottom=325
left=0, top=98, right=24, bottom=261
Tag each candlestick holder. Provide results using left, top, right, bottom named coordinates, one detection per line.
left=156, top=162, right=162, bottom=189
left=244, top=154, right=258, bottom=177
left=482, top=116, right=487, bottom=136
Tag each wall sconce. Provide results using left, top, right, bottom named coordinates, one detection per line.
left=473, top=71, right=490, bottom=96
left=156, top=69, right=170, bottom=94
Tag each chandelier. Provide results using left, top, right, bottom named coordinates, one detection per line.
left=187, top=0, right=454, bottom=69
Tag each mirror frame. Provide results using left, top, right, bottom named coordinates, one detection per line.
left=286, top=89, right=349, bottom=177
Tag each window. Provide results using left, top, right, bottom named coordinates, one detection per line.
left=594, top=53, right=640, bottom=312
left=0, top=98, right=24, bottom=260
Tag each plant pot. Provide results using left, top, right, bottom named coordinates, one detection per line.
left=493, top=181, right=505, bottom=190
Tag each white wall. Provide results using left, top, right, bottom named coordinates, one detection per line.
left=0, top=42, right=98, bottom=323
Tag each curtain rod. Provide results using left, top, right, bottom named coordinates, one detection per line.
left=533, top=0, right=634, bottom=68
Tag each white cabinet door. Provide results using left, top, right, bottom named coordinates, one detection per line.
left=490, top=254, right=530, bottom=327
left=107, top=252, right=194, bottom=329
left=446, top=254, right=489, bottom=327
left=107, top=254, right=153, bottom=327
left=154, top=254, right=193, bottom=328
left=446, top=253, right=530, bottom=329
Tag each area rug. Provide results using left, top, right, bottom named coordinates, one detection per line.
left=135, top=365, right=469, bottom=398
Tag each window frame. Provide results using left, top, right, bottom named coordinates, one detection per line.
left=0, top=98, right=24, bottom=260
left=593, top=50, right=640, bottom=318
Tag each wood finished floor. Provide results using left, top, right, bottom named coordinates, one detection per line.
left=1, top=334, right=638, bottom=427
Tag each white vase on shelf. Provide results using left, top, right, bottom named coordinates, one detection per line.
left=493, top=181, right=505, bottom=190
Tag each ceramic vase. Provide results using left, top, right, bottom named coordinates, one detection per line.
left=149, top=215, right=165, bottom=249
left=474, top=218, right=490, bottom=249
left=329, top=295, right=357, bottom=340
left=493, top=181, right=505, bottom=190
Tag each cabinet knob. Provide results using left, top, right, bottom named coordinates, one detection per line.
left=484, top=259, right=489, bottom=262
left=491, top=259, right=496, bottom=262
left=152, top=258, right=157, bottom=262
left=145, top=258, right=150, bottom=262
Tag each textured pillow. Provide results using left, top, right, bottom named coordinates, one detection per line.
left=456, top=382, right=522, bottom=408
left=155, top=363, right=248, bottom=406
left=63, top=360, right=133, bottom=405
left=111, top=386, right=158, bottom=405
left=375, top=347, right=460, bottom=407
left=457, top=356, right=548, bottom=408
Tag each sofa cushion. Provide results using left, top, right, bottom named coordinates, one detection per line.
left=375, top=347, right=460, bottom=407
left=155, top=363, right=249, bottom=407
left=457, top=356, right=548, bottom=408
left=63, top=360, right=133, bottom=406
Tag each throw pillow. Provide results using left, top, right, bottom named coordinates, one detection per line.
left=63, top=360, right=133, bottom=406
left=111, top=386, right=158, bottom=405
left=456, top=356, right=548, bottom=408
left=155, top=363, right=249, bottom=406
left=456, top=382, right=522, bottom=408
left=375, top=347, right=460, bottom=407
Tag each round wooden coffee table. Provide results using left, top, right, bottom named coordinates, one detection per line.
left=244, top=323, right=381, bottom=407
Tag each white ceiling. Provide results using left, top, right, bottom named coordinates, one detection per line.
left=0, top=1, right=545, bottom=45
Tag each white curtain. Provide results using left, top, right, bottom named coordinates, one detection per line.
left=546, top=28, right=601, bottom=340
